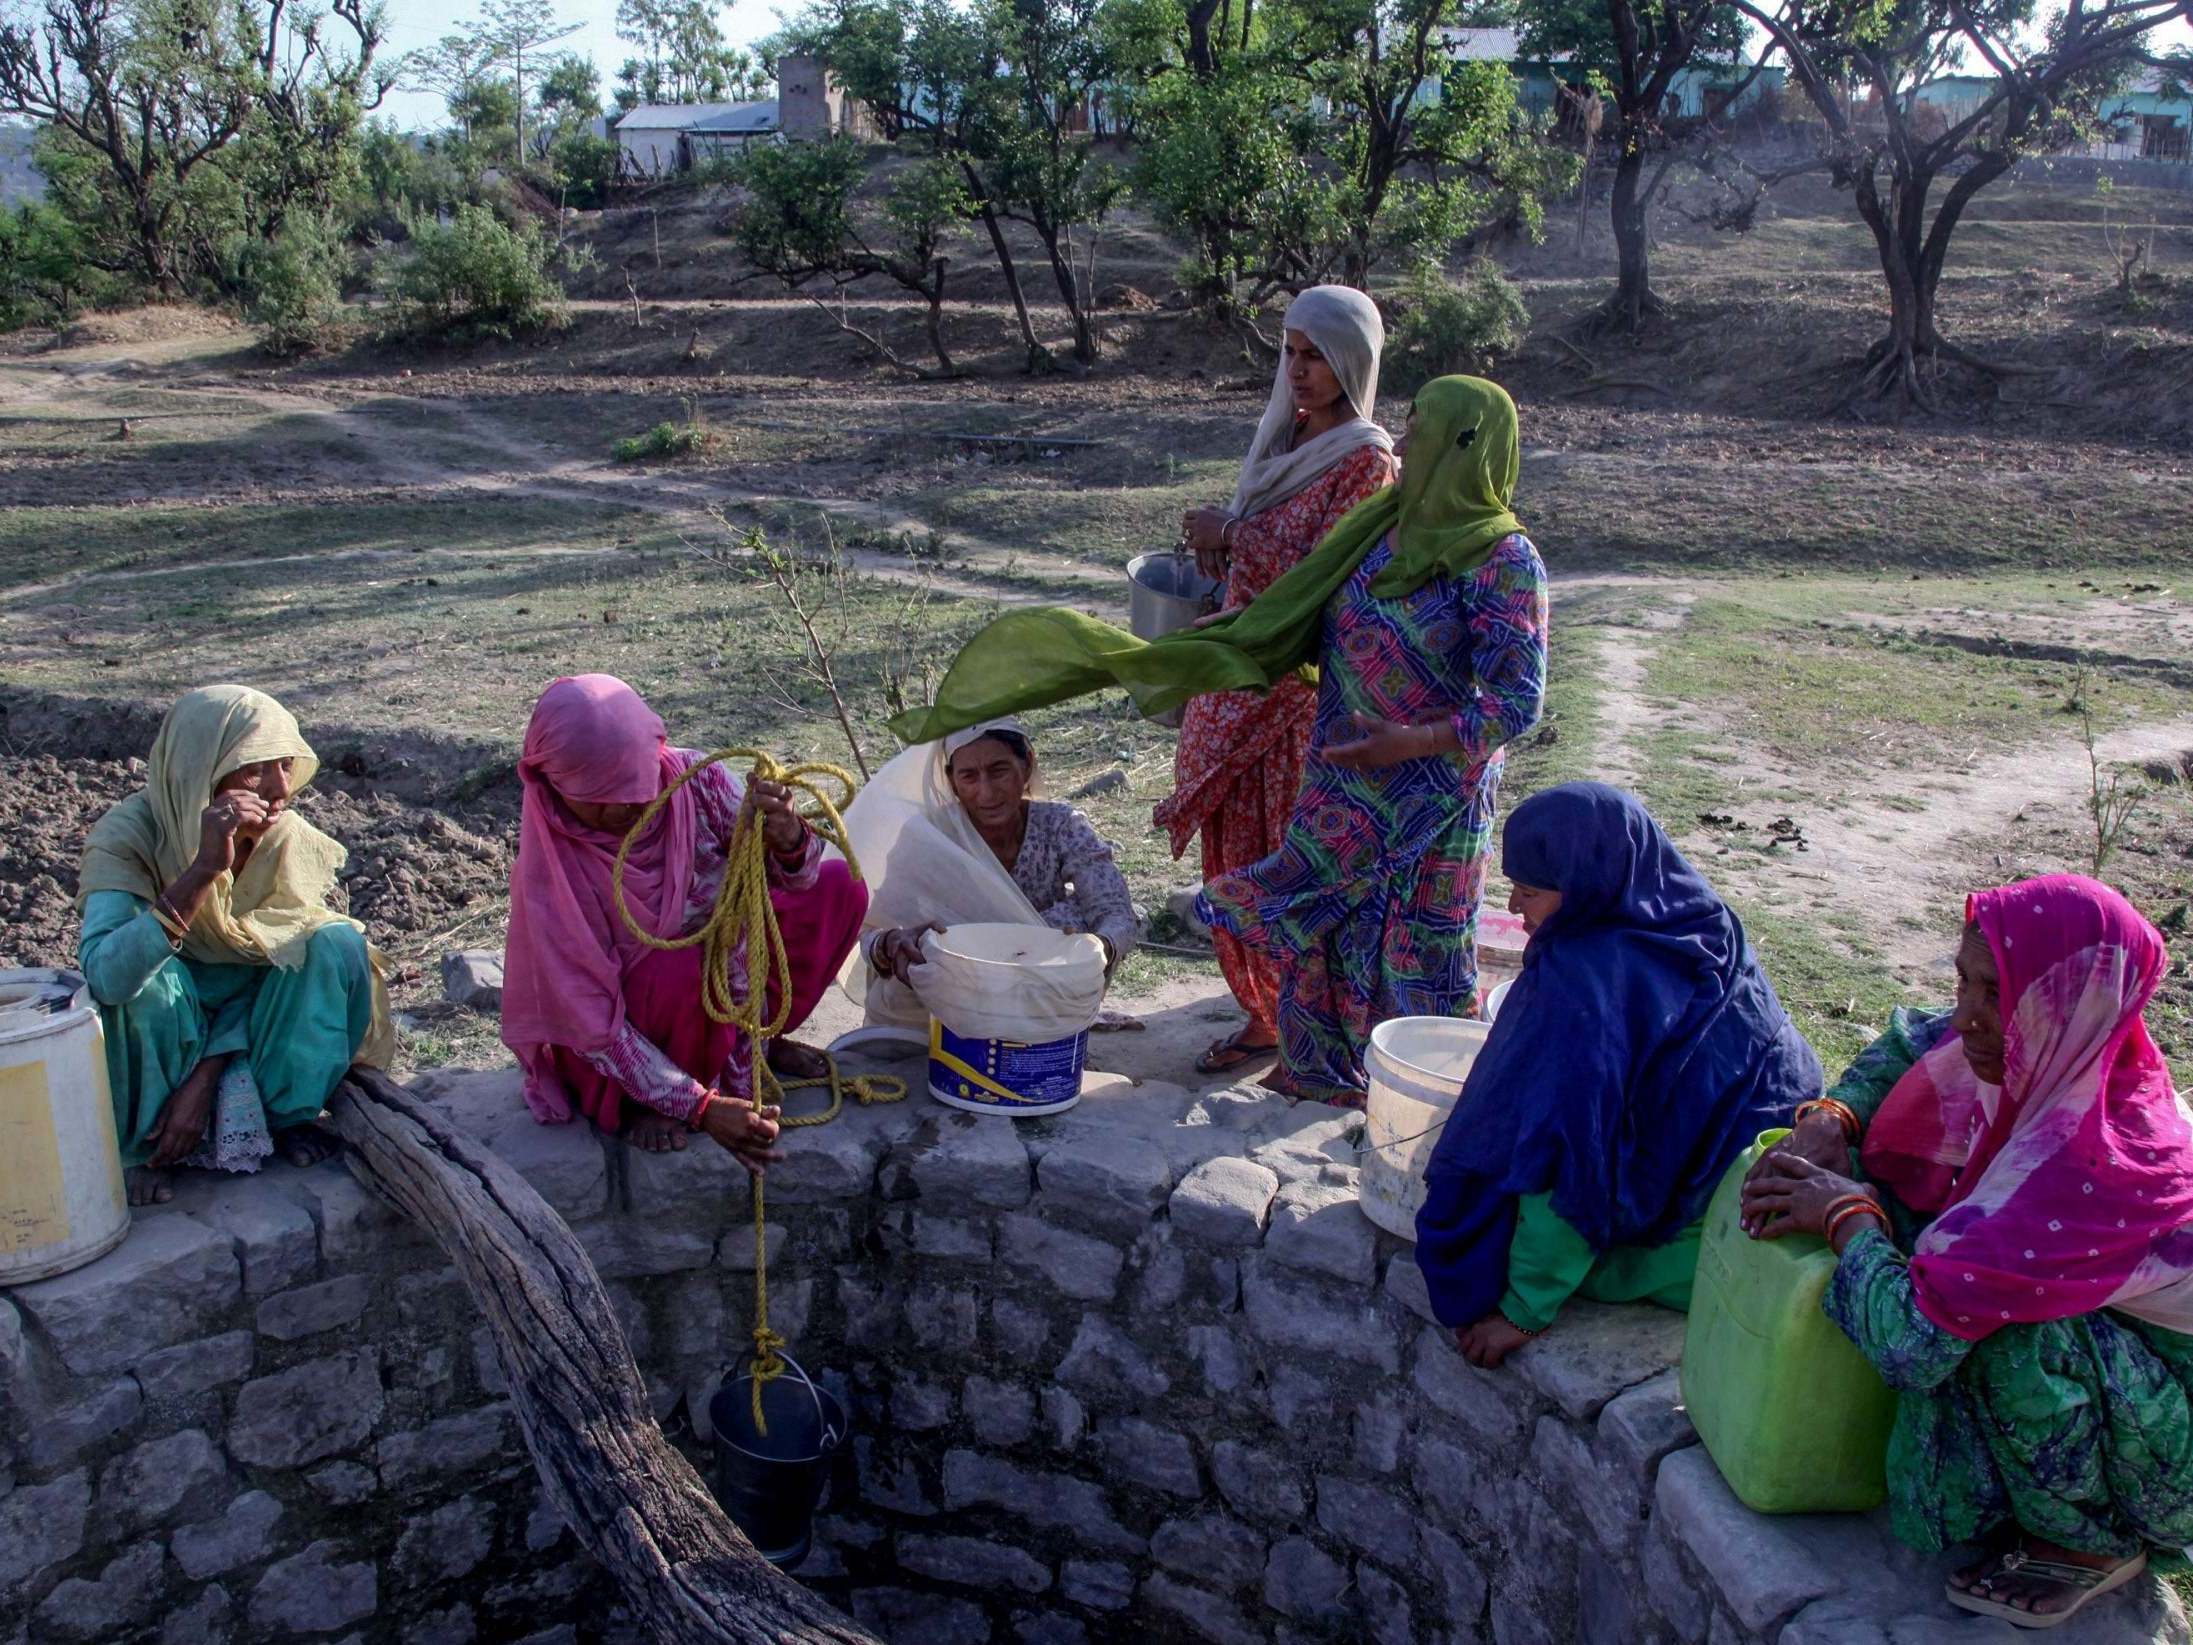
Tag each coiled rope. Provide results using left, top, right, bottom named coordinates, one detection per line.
left=611, top=749, right=906, bottom=1434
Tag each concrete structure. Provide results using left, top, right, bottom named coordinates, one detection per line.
left=4, top=1062, right=2187, bottom=1643
left=779, top=53, right=881, bottom=143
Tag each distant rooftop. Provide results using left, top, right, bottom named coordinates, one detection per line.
left=689, top=100, right=779, bottom=133
left=615, top=101, right=773, bottom=132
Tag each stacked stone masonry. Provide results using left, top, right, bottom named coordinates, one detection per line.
left=3, top=1062, right=2187, bottom=1645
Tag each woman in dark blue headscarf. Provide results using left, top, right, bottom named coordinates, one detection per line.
left=1415, top=783, right=1821, bottom=1366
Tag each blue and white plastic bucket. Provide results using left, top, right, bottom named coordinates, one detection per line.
left=927, top=1018, right=1088, bottom=1118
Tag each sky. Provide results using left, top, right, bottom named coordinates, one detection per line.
left=374, top=0, right=789, bottom=129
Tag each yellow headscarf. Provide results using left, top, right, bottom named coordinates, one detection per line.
left=77, top=686, right=394, bottom=1062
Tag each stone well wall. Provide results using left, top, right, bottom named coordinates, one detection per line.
left=4, top=1063, right=2187, bottom=1645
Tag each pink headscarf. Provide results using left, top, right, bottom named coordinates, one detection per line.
left=1863, top=874, right=2193, bottom=1340
left=501, top=676, right=699, bottom=1121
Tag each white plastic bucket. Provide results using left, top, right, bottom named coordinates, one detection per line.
left=1484, top=979, right=1513, bottom=1022
left=1358, top=1016, right=1491, bottom=1241
left=0, top=969, right=128, bottom=1285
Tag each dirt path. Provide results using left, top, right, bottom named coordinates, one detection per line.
left=1718, top=716, right=2193, bottom=982
left=1590, top=593, right=1695, bottom=788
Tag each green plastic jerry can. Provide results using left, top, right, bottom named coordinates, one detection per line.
left=1678, top=1128, right=1899, bottom=1514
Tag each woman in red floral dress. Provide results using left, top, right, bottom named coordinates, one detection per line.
left=1154, top=286, right=1397, bottom=1077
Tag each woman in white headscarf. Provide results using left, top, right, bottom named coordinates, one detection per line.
left=845, top=720, right=1136, bottom=1037
left=1156, top=285, right=1397, bottom=1077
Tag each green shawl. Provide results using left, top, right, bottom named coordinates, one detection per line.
left=887, top=375, right=1524, bottom=744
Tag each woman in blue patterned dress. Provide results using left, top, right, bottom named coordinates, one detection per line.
left=1197, top=378, right=1548, bottom=1103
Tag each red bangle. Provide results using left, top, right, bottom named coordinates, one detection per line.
left=1823, top=1194, right=1886, bottom=1246
left=688, top=1090, right=717, bottom=1132
left=1795, top=1097, right=1861, bottom=1145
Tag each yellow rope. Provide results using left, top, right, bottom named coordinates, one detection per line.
left=609, top=749, right=905, bottom=1437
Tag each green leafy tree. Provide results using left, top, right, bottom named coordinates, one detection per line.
left=1130, top=65, right=1305, bottom=310
left=230, top=210, right=349, bottom=355
left=972, top=0, right=1125, bottom=366
left=379, top=199, right=570, bottom=338
left=0, top=199, right=111, bottom=326
left=538, top=53, right=602, bottom=116
left=1735, top=0, right=2187, bottom=407
left=772, top=0, right=1056, bottom=367
left=1519, top=0, right=1752, bottom=327
left=1288, top=16, right=1566, bottom=290
left=477, top=0, right=581, bottom=164
left=729, top=136, right=974, bottom=374
left=0, top=0, right=390, bottom=291
left=407, top=31, right=503, bottom=139
left=616, top=0, right=770, bottom=103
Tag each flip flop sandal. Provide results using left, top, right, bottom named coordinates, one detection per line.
left=1946, top=1547, right=2148, bottom=1630
left=1196, top=1032, right=1279, bottom=1075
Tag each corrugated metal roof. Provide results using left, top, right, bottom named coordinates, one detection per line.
left=615, top=102, right=749, bottom=131
left=1439, top=25, right=1522, bottom=61
left=689, top=99, right=779, bottom=132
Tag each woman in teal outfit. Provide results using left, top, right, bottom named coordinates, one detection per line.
left=1744, top=876, right=2193, bottom=1629
left=76, top=686, right=392, bottom=1205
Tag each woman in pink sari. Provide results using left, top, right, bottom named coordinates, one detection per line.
left=500, top=675, right=868, bottom=1164
left=1743, top=875, right=2193, bottom=1630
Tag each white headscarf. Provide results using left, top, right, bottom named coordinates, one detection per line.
left=1226, top=285, right=1394, bottom=525
left=838, top=722, right=1046, bottom=1031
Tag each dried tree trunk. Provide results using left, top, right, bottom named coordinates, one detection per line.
left=327, top=1068, right=880, bottom=1645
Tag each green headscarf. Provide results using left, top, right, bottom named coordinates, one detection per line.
left=887, top=375, right=1525, bottom=745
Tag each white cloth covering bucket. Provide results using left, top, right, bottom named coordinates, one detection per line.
left=1359, top=1016, right=1491, bottom=1241
left=920, top=923, right=1104, bottom=1118
left=0, top=968, right=129, bottom=1284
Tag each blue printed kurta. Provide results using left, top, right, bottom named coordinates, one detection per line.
left=1197, top=531, right=1548, bottom=1101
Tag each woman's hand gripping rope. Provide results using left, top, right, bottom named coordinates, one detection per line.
left=609, top=749, right=909, bottom=1434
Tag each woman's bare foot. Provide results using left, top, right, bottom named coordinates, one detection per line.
left=766, top=1039, right=829, bottom=1081
left=626, top=1112, right=687, bottom=1153
left=274, top=1123, right=339, bottom=1168
left=126, top=1165, right=175, bottom=1207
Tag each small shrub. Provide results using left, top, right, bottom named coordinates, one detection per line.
left=380, top=203, right=568, bottom=341
left=232, top=215, right=349, bottom=357
left=0, top=201, right=105, bottom=331
left=1387, top=258, right=1531, bottom=393
left=612, top=401, right=716, bottom=462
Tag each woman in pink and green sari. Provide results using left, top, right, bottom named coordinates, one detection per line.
left=1744, top=876, right=2193, bottom=1630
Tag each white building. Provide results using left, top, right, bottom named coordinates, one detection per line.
left=613, top=100, right=780, bottom=176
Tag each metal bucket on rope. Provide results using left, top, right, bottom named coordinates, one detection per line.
left=706, top=1345, right=847, bottom=1568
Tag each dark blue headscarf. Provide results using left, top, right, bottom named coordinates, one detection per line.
left=1413, top=783, right=1820, bottom=1329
